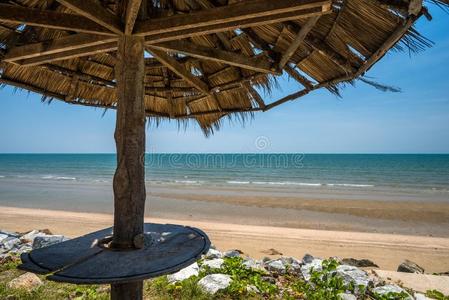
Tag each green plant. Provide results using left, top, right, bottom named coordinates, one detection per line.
left=204, top=257, right=278, bottom=298
left=288, top=259, right=356, bottom=300
left=426, top=289, right=449, bottom=300
left=0, top=255, right=21, bottom=272
left=371, top=291, right=411, bottom=300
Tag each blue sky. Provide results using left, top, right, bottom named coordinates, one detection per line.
left=0, top=7, right=448, bottom=154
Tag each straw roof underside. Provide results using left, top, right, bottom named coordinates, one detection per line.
left=0, top=0, right=446, bottom=134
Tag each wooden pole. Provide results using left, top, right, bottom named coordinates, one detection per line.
left=111, top=34, right=146, bottom=300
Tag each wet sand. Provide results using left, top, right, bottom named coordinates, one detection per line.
left=1, top=180, right=449, bottom=237
left=1, top=206, right=449, bottom=273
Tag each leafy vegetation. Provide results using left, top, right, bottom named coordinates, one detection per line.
left=200, top=257, right=278, bottom=297
left=0, top=255, right=21, bottom=273
left=287, top=259, right=356, bottom=300
left=1, top=256, right=448, bottom=299
left=426, top=289, right=449, bottom=300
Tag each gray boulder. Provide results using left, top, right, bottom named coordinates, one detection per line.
left=336, top=265, right=371, bottom=287
left=414, top=293, right=433, bottom=300
left=20, top=230, right=47, bottom=243
left=167, top=262, right=199, bottom=283
left=265, top=259, right=286, bottom=274
left=279, top=257, right=302, bottom=272
left=204, top=248, right=222, bottom=259
left=202, top=258, right=224, bottom=269
left=338, top=293, right=357, bottom=300
left=341, top=258, right=379, bottom=268
left=302, top=253, right=315, bottom=264
left=301, top=258, right=323, bottom=281
left=246, top=285, right=260, bottom=294
left=372, top=285, right=413, bottom=300
left=0, top=233, right=9, bottom=244
left=198, top=274, right=232, bottom=294
left=9, top=244, right=32, bottom=255
left=32, top=235, right=68, bottom=249
left=223, top=250, right=241, bottom=258
left=1, top=237, right=21, bottom=253
left=397, top=259, right=424, bottom=274
left=242, top=258, right=266, bottom=272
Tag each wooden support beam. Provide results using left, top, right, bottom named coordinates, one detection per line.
left=355, top=16, right=419, bottom=77
left=56, top=0, right=123, bottom=34
left=264, top=89, right=309, bottom=111
left=16, top=42, right=117, bottom=66
left=284, top=65, right=314, bottom=89
left=150, top=41, right=276, bottom=74
left=135, top=0, right=330, bottom=36
left=285, top=22, right=360, bottom=74
left=0, top=4, right=115, bottom=36
left=42, top=63, right=115, bottom=87
left=125, top=0, right=143, bottom=34
left=65, top=74, right=79, bottom=101
left=279, top=16, right=319, bottom=69
left=4, top=34, right=116, bottom=63
left=111, top=35, right=146, bottom=300
left=147, top=48, right=211, bottom=95
left=144, top=7, right=329, bottom=45
left=313, top=15, right=421, bottom=89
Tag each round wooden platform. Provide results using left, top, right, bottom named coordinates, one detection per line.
left=19, top=223, right=210, bottom=284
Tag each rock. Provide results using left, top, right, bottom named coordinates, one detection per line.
left=133, top=234, right=145, bottom=249
left=262, top=275, right=276, bottom=284
left=262, top=256, right=271, bottom=263
left=40, top=229, right=53, bottom=235
left=10, top=244, right=32, bottom=255
left=302, top=253, right=315, bottom=264
left=32, top=235, right=68, bottom=249
left=0, top=254, right=13, bottom=264
left=198, top=274, right=232, bottom=294
left=338, top=293, right=357, bottom=300
left=0, top=230, right=19, bottom=239
left=397, top=260, right=424, bottom=274
left=204, top=248, right=222, bottom=259
left=1, top=237, right=21, bottom=252
left=223, top=249, right=242, bottom=258
left=372, top=285, right=412, bottom=300
left=265, top=259, right=286, bottom=274
left=279, top=257, right=302, bottom=272
left=261, top=248, right=283, bottom=256
left=242, top=258, right=266, bottom=272
left=246, top=285, right=260, bottom=294
left=7, top=272, right=43, bottom=291
left=167, top=262, right=199, bottom=283
left=436, top=271, right=449, bottom=276
left=336, top=265, right=371, bottom=287
left=20, top=230, right=47, bottom=244
left=202, top=258, right=224, bottom=269
left=341, top=258, right=379, bottom=268
left=301, top=258, right=323, bottom=281
left=0, top=233, right=9, bottom=243
left=414, top=293, right=432, bottom=300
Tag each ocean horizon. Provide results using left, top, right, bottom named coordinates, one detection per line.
left=0, top=153, right=448, bottom=195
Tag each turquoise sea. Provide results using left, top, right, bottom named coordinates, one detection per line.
left=0, top=154, right=448, bottom=194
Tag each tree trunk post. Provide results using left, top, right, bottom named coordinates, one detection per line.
left=111, top=34, right=146, bottom=300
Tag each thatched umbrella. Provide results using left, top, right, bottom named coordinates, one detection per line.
left=0, top=0, right=446, bottom=298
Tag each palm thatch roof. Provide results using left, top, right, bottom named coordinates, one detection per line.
left=0, top=0, right=446, bottom=134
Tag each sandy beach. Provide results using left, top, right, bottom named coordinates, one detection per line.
left=1, top=205, right=449, bottom=273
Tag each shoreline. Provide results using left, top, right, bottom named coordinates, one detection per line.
left=2, top=179, right=449, bottom=237
left=1, top=205, right=449, bottom=273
